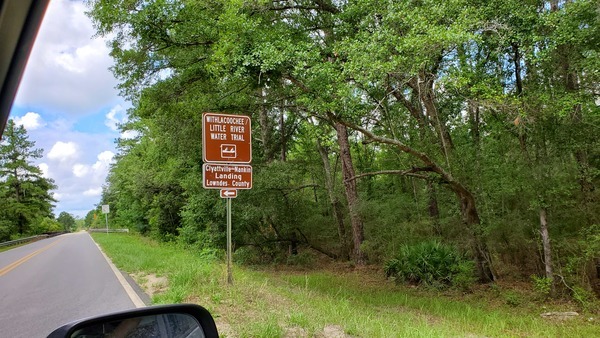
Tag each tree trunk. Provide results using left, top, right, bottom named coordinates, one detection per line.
left=289, top=231, right=298, bottom=256
left=335, top=116, right=494, bottom=276
left=280, top=108, right=287, bottom=161
left=512, top=43, right=523, bottom=96
left=334, top=121, right=365, bottom=265
left=427, top=180, right=441, bottom=236
left=258, top=88, right=274, bottom=162
left=468, top=102, right=480, bottom=148
left=455, top=184, right=495, bottom=283
left=539, top=208, right=556, bottom=296
left=416, top=70, right=453, bottom=166
left=316, top=137, right=350, bottom=260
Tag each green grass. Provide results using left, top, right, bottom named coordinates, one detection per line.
left=92, top=233, right=599, bottom=337
left=0, top=245, right=19, bottom=253
left=92, top=233, right=220, bottom=304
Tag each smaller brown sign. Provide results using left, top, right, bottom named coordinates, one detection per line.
left=220, top=189, right=237, bottom=198
left=203, top=163, right=252, bottom=190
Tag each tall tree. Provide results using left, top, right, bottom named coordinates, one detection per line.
left=0, top=120, right=55, bottom=239
left=57, top=212, right=76, bottom=232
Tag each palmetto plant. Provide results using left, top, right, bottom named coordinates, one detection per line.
left=385, top=241, right=475, bottom=289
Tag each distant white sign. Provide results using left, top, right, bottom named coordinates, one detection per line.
left=101, top=205, right=110, bottom=214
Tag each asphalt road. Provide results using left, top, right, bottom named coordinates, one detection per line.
left=0, top=232, right=144, bottom=337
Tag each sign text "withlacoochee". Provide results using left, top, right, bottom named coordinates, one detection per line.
left=206, top=115, right=248, bottom=142
left=203, top=163, right=252, bottom=189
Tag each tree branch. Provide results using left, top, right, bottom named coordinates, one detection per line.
left=346, top=169, right=431, bottom=182
left=327, top=113, right=474, bottom=198
left=283, top=74, right=311, bottom=93
left=269, top=183, right=320, bottom=196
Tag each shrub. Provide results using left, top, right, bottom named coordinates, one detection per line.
left=286, top=251, right=315, bottom=267
left=571, top=285, right=597, bottom=311
left=531, top=275, right=553, bottom=299
left=361, top=240, right=384, bottom=263
left=503, top=290, right=522, bottom=307
left=234, top=246, right=265, bottom=265
left=384, top=241, right=475, bottom=289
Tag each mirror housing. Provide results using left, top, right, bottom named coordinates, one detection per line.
left=47, top=304, right=219, bottom=338
left=0, top=0, right=50, bottom=136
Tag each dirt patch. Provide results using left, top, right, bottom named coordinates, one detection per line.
left=215, top=322, right=353, bottom=338
left=284, top=326, right=308, bottom=337
left=214, top=318, right=236, bottom=338
left=131, top=272, right=168, bottom=298
left=318, top=324, right=354, bottom=338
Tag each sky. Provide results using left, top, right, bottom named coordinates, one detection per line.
left=9, top=0, right=131, bottom=218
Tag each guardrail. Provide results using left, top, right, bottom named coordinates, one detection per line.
left=0, top=235, right=49, bottom=248
left=88, top=229, right=129, bottom=233
left=43, top=231, right=68, bottom=237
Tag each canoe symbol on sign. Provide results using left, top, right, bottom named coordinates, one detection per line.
left=221, top=144, right=236, bottom=158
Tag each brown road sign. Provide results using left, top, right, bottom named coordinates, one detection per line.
left=203, top=112, right=252, bottom=163
left=220, top=189, right=237, bottom=198
left=203, top=163, right=252, bottom=190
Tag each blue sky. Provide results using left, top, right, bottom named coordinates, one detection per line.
left=9, top=0, right=131, bottom=218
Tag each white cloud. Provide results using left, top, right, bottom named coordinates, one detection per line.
left=83, top=188, right=103, bottom=197
left=77, top=152, right=114, bottom=199
left=42, top=148, right=116, bottom=216
left=97, top=151, right=115, bottom=163
left=91, top=151, right=115, bottom=177
left=72, top=164, right=90, bottom=178
left=8, top=1, right=127, bottom=217
left=54, top=44, right=99, bottom=74
left=48, top=141, right=79, bottom=162
left=14, top=112, right=45, bottom=130
left=121, top=129, right=140, bottom=140
left=14, top=0, right=123, bottom=115
left=38, top=163, right=49, bottom=178
left=105, top=105, right=126, bottom=131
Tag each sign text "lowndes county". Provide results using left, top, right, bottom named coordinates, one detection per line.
left=203, top=163, right=252, bottom=189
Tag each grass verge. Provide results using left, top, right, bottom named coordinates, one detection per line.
left=92, top=233, right=599, bottom=337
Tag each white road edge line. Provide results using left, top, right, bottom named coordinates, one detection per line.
left=88, top=233, right=146, bottom=308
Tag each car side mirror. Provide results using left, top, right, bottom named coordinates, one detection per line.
left=47, top=304, right=219, bottom=338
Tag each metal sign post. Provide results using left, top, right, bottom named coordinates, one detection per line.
left=226, top=198, right=233, bottom=285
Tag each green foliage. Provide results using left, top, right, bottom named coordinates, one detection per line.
left=562, top=224, right=600, bottom=300
left=87, top=0, right=600, bottom=295
left=233, top=246, right=264, bottom=266
left=56, top=212, right=76, bottom=232
left=31, top=217, right=62, bottom=234
left=359, top=240, right=384, bottom=264
left=531, top=275, right=553, bottom=299
left=384, top=241, right=476, bottom=289
left=84, top=209, right=102, bottom=229
left=0, top=120, right=55, bottom=239
left=286, top=251, right=316, bottom=267
left=503, top=291, right=523, bottom=307
left=570, top=285, right=597, bottom=311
